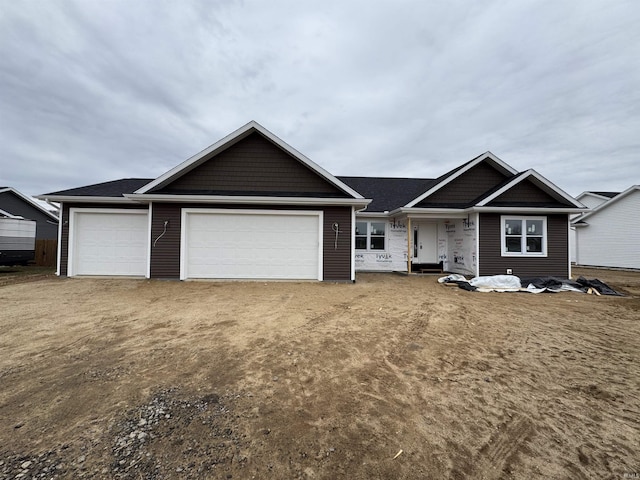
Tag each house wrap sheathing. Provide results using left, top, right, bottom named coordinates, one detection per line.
left=354, top=216, right=477, bottom=276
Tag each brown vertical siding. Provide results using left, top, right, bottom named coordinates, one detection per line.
left=478, top=213, right=569, bottom=277
left=150, top=203, right=182, bottom=278
left=322, top=206, right=352, bottom=281
left=158, top=133, right=346, bottom=196
left=417, top=162, right=509, bottom=206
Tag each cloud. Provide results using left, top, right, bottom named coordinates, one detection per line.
left=1, top=0, right=638, bottom=199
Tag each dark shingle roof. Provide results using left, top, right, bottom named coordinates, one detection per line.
left=589, top=191, right=620, bottom=198
left=42, top=179, right=153, bottom=197
left=337, top=176, right=436, bottom=212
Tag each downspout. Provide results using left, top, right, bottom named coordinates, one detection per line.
left=55, top=201, right=63, bottom=276
left=406, top=216, right=412, bottom=274
left=351, top=206, right=356, bottom=282
left=568, top=214, right=572, bottom=279
left=475, top=212, right=480, bottom=277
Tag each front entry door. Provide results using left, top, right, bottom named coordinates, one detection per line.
left=416, top=223, right=438, bottom=263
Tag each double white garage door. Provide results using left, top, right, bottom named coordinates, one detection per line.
left=69, top=209, right=322, bottom=280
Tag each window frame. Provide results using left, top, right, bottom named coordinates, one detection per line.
left=500, top=216, right=547, bottom=257
left=355, top=220, right=387, bottom=251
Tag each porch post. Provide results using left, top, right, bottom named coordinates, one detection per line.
left=406, top=216, right=412, bottom=274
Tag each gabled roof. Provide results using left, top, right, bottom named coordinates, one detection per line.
left=587, top=191, right=620, bottom=199
left=0, top=187, right=59, bottom=221
left=576, top=191, right=620, bottom=201
left=573, top=185, right=640, bottom=224
left=405, top=152, right=518, bottom=208
left=475, top=169, right=585, bottom=209
left=337, top=176, right=436, bottom=212
left=135, top=120, right=364, bottom=200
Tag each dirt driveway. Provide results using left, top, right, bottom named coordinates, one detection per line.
left=1, top=268, right=639, bottom=479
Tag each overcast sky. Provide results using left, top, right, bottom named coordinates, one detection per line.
left=1, top=0, right=639, bottom=201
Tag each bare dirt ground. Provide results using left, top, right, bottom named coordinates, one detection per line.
left=1, top=267, right=639, bottom=479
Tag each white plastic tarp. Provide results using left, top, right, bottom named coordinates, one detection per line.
left=469, top=275, right=522, bottom=291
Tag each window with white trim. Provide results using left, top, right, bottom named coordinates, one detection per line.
left=355, top=221, right=386, bottom=250
left=501, top=216, right=547, bottom=256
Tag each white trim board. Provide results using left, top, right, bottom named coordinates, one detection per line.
left=125, top=193, right=370, bottom=207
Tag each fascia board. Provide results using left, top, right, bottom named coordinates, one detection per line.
left=2, top=187, right=60, bottom=221
left=476, top=170, right=586, bottom=209
left=575, top=185, right=639, bottom=223
left=34, top=195, right=139, bottom=204
left=472, top=206, right=586, bottom=214
left=396, top=207, right=471, bottom=219
left=405, top=152, right=518, bottom=208
left=353, top=211, right=390, bottom=217
left=135, top=121, right=364, bottom=200
left=124, top=193, right=371, bottom=207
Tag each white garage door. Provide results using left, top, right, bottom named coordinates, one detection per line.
left=183, top=209, right=322, bottom=280
left=71, top=209, right=148, bottom=276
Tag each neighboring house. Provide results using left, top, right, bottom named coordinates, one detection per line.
left=569, top=191, right=619, bottom=263
left=572, top=185, right=640, bottom=270
left=37, top=121, right=586, bottom=281
left=0, top=187, right=59, bottom=240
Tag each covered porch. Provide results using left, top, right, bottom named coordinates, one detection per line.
left=400, top=211, right=478, bottom=277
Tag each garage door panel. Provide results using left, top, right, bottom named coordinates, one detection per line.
left=185, top=211, right=320, bottom=280
left=73, top=211, right=148, bottom=276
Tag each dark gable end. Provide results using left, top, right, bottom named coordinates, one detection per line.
left=0, top=190, right=58, bottom=240
left=487, top=178, right=576, bottom=207
left=415, top=161, right=512, bottom=207
left=152, top=132, right=348, bottom=197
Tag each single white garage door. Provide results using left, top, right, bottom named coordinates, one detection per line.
left=183, top=209, right=322, bottom=280
left=71, top=209, right=148, bottom=276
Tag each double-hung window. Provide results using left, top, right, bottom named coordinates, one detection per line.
left=501, top=216, right=547, bottom=256
left=355, top=221, right=386, bottom=250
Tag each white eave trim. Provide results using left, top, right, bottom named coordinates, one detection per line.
left=352, top=211, right=391, bottom=217
left=35, top=195, right=140, bottom=204
left=124, top=193, right=371, bottom=207
left=472, top=206, right=586, bottom=214
left=359, top=202, right=586, bottom=218
left=394, top=207, right=471, bottom=218
left=134, top=120, right=365, bottom=200
left=405, top=152, right=518, bottom=208
left=476, top=169, right=586, bottom=209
